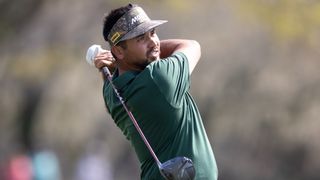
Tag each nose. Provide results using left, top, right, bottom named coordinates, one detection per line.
left=147, top=33, right=158, bottom=48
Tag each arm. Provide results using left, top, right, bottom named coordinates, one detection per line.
left=160, top=39, right=201, bottom=74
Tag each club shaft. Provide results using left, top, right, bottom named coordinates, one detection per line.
left=102, top=67, right=162, bottom=167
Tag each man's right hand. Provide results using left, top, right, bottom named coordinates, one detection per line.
left=94, top=50, right=117, bottom=73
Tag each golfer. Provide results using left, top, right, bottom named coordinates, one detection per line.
left=93, top=4, right=218, bottom=179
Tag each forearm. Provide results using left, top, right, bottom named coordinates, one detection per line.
left=160, top=39, right=186, bottom=58
left=160, top=39, right=200, bottom=57
left=159, top=39, right=201, bottom=74
left=160, top=40, right=177, bottom=58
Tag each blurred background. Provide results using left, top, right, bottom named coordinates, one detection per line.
left=1, top=0, right=320, bottom=179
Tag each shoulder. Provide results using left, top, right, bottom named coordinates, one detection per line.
left=145, top=52, right=190, bottom=79
left=150, top=52, right=188, bottom=70
left=163, top=52, right=188, bottom=62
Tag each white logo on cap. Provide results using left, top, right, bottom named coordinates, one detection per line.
left=131, top=14, right=144, bottom=25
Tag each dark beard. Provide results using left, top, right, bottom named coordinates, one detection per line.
left=136, top=57, right=157, bottom=70
left=135, top=49, right=159, bottom=70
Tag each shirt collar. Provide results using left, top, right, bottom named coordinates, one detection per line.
left=113, top=69, right=140, bottom=90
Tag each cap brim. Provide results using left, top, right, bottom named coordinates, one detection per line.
left=119, top=20, right=167, bottom=42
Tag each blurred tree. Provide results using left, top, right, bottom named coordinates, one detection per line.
left=0, top=0, right=44, bottom=41
left=230, top=0, right=320, bottom=45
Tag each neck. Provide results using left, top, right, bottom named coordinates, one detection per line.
left=118, top=63, right=146, bottom=75
left=118, top=68, right=127, bottom=75
left=118, top=66, right=142, bottom=75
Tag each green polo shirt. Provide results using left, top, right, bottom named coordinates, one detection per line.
left=103, top=52, right=218, bottom=180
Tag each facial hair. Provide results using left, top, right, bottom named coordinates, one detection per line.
left=134, top=47, right=160, bottom=70
left=146, top=46, right=160, bottom=61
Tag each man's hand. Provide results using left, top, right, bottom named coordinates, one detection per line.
left=94, top=50, right=117, bottom=73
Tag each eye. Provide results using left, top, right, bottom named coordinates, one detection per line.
left=150, top=29, right=156, bottom=36
left=136, top=34, right=144, bottom=42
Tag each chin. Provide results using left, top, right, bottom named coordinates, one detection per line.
left=151, top=55, right=160, bottom=60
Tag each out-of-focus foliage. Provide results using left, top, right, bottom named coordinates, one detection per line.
left=0, top=0, right=44, bottom=40
left=230, top=0, right=320, bottom=45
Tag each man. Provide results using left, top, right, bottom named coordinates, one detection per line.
left=94, top=4, right=218, bottom=180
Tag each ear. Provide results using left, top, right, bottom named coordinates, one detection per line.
left=111, top=46, right=124, bottom=60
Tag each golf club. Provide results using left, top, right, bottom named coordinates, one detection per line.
left=86, top=45, right=195, bottom=180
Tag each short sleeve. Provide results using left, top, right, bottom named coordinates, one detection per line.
left=149, top=52, right=190, bottom=107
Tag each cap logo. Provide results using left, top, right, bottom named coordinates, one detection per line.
left=131, top=14, right=147, bottom=25
left=110, top=32, right=121, bottom=44
left=107, top=6, right=150, bottom=46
